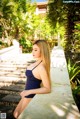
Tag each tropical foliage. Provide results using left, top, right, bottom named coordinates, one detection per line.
left=0, top=0, right=36, bottom=42
left=48, top=0, right=80, bottom=110
left=0, top=0, right=56, bottom=52
left=47, top=0, right=80, bottom=62
left=67, top=59, right=80, bottom=85
left=67, top=58, right=80, bottom=111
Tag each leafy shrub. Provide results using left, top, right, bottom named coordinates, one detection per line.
left=67, top=59, right=80, bottom=111
left=67, top=59, right=80, bottom=86
left=19, top=37, right=32, bottom=53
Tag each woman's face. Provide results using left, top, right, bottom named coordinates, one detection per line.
left=32, top=44, right=41, bottom=59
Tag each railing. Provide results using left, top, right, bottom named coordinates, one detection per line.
left=0, top=45, right=21, bottom=60
left=0, top=46, right=15, bottom=55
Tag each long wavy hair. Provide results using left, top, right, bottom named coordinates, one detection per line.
left=33, top=40, right=51, bottom=81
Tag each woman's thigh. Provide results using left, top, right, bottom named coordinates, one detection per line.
left=21, top=97, right=32, bottom=108
left=14, top=97, right=32, bottom=111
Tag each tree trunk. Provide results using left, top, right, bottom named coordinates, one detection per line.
left=65, top=4, right=75, bottom=61
left=14, top=26, right=19, bottom=40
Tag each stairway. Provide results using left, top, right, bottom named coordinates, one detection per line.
left=0, top=54, right=33, bottom=118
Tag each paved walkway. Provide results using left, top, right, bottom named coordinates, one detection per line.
left=18, top=46, right=80, bottom=119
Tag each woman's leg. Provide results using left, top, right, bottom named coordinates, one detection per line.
left=13, top=98, right=32, bottom=118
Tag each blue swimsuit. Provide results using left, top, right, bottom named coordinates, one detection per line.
left=25, top=61, right=42, bottom=98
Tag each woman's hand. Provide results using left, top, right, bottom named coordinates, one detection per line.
left=20, top=90, right=30, bottom=98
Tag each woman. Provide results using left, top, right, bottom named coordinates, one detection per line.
left=13, top=40, right=51, bottom=118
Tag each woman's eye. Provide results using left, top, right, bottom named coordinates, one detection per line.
left=32, top=49, right=37, bottom=51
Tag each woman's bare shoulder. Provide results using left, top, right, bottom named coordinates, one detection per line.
left=38, top=63, right=48, bottom=80
left=38, top=63, right=46, bottom=71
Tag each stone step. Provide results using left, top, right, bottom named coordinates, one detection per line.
left=0, top=82, right=25, bottom=95
left=0, top=79, right=26, bottom=88
left=0, top=82, right=25, bottom=88
left=0, top=70, right=25, bottom=76
left=0, top=59, right=29, bottom=65
left=0, top=76, right=26, bottom=81
left=0, top=84, right=25, bottom=107
left=0, top=83, right=24, bottom=94
left=0, top=67, right=17, bottom=71
left=0, top=59, right=30, bottom=64
left=0, top=69, right=26, bottom=75
left=0, top=72, right=26, bottom=78
left=0, top=84, right=24, bottom=92
left=0, top=59, right=34, bottom=64
left=0, top=66, right=26, bottom=70
left=0, top=63, right=27, bottom=68
left=0, top=62, right=27, bottom=66
left=0, top=89, right=20, bottom=95
left=0, top=104, right=15, bottom=119
left=0, top=94, right=20, bottom=107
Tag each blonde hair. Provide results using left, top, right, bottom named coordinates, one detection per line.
left=33, top=40, right=51, bottom=80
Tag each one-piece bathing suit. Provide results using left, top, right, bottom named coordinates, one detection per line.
left=25, top=61, right=42, bottom=98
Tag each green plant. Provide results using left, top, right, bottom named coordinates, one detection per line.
left=67, top=59, right=80, bottom=111
left=67, top=59, right=80, bottom=85
left=19, top=37, right=32, bottom=53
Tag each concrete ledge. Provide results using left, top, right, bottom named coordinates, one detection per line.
left=0, top=46, right=14, bottom=54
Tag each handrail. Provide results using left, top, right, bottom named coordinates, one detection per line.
left=0, top=46, right=15, bottom=55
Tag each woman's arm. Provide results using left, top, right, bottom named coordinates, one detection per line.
left=20, top=66, right=51, bottom=98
